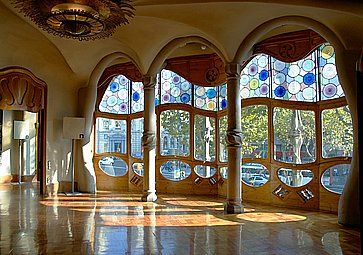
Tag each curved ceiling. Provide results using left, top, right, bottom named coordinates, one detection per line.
left=1, top=0, right=362, bottom=79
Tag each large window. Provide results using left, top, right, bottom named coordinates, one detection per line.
left=94, top=40, right=353, bottom=199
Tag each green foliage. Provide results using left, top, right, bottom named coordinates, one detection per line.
left=322, top=106, right=353, bottom=157
left=241, top=105, right=268, bottom=158
left=273, top=108, right=316, bottom=163
left=160, top=110, right=190, bottom=156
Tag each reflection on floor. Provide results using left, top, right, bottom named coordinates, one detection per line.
left=0, top=183, right=360, bottom=255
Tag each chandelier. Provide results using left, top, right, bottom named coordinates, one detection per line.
left=12, top=0, right=135, bottom=41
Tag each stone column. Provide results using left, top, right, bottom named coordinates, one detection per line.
left=141, top=75, right=158, bottom=202
left=224, top=63, right=243, bottom=214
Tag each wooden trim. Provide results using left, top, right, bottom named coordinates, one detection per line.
left=0, top=67, right=47, bottom=196
left=254, top=30, right=326, bottom=63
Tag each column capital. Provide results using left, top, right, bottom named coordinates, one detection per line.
left=142, top=75, right=157, bottom=90
left=226, top=129, right=243, bottom=148
left=225, top=62, right=242, bottom=80
left=142, top=131, right=156, bottom=150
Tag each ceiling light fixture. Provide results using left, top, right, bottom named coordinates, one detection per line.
left=12, top=0, right=135, bottom=41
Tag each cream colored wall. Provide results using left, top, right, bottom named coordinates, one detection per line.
left=0, top=3, right=81, bottom=189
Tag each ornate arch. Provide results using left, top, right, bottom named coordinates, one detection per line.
left=0, top=66, right=47, bottom=195
left=0, top=67, right=46, bottom=112
left=147, top=36, right=228, bottom=76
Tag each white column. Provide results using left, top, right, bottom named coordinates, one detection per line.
left=224, top=63, right=243, bottom=214
left=141, top=75, right=157, bottom=202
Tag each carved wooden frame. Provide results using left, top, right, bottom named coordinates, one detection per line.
left=0, top=66, right=47, bottom=195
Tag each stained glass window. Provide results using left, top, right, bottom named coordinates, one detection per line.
left=319, top=44, right=345, bottom=100
left=160, top=70, right=192, bottom=104
left=155, top=73, right=160, bottom=106
left=99, top=75, right=130, bottom=114
left=240, top=54, right=270, bottom=99
left=131, top=82, right=144, bottom=113
left=194, top=85, right=218, bottom=111
left=271, top=53, right=318, bottom=102
left=219, top=84, right=227, bottom=110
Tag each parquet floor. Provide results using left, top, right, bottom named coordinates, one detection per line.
left=0, top=183, right=360, bottom=254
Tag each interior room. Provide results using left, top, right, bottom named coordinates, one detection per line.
left=0, top=0, right=361, bottom=254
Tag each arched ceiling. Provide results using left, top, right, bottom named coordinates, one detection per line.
left=0, top=0, right=362, bottom=80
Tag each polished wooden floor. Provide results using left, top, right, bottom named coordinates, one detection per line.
left=0, top=183, right=360, bottom=254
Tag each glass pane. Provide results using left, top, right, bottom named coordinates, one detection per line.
left=155, top=73, right=160, bottom=106
left=277, top=168, right=313, bottom=187
left=273, top=108, right=316, bottom=164
left=99, top=75, right=130, bottom=114
left=99, top=156, right=128, bottom=177
left=194, top=115, right=216, bottom=162
left=160, top=110, right=190, bottom=156
left=95, top=118, right=127, bottom=154
left=241, top=163, right=269, bottom=187
left=240, top=54, right=270, bottom=99
left=160, top=161, right=191, bottom=181
left=131, top=118, right=143, bottom=158
left=160, top=70, right=192, bottom=104
left=132, top=163, right=144, bottom=176
left=194, top=165, right=216, bottom=178
left=219, top=116, right=228, bottom=162
left=131, top=82, right=144, bottom=113
left=219, top=84, right=227, bottom=110
left=220, top=167, right=228, bottom=179
left=322, top=106, right=353, bottom=158
left=241, top=105, right=268, bottom=158
left=194, top=85, right=217, bottom=111
left=272, top=52, right=317, bottom=102
left=321, top=164, right=350, bottom=194
left=319, top=44, right=345, bottom=100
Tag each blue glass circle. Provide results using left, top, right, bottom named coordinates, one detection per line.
left=206, top=89, right=217, bottom=99
left=221, top=99, right=227, bottom=109
left=181, top=93, right=190, bottom=103
left=303, top=73, right=315, bottom=86
left=274, top=85, right=286, bottom=97
left=154, top=98, right=159, bottom=106
left=110, top=82, right=119, bottom=92
left=259, top=70, right=269, bottom=81
left=132, top=92, right=140, bottom=101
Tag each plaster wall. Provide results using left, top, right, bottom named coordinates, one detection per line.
left=0, top=3, right=80, bottom=190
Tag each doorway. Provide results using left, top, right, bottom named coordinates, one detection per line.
left=0, top=67, right=47, bottom=195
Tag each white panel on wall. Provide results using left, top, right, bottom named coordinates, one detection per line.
left=13, top=121, right=29, bottom=139
left=63, top=117, right=85, bottom=139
